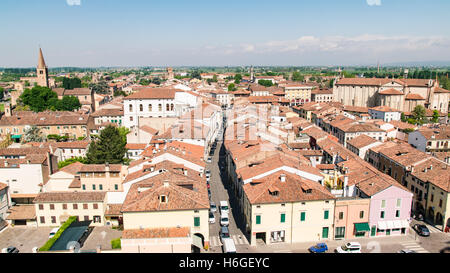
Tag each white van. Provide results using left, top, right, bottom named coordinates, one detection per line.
left=219, top=201, right=229, bottom=214
left=222, top=238, right=236, bottom=253
left=335, top=242, right=361, bottom=253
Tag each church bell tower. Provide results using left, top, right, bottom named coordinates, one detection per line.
left=36, top=48, right=49, bottom=87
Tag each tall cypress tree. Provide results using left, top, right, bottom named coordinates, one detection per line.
left=86, top=125, right=127, bottom=164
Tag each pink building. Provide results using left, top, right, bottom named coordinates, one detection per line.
left=334, top=197, right=371, bottom=240
left=356, top=176, right=413, bottom=237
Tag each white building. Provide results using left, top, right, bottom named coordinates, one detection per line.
left=368, top=106, right=402, bottom=122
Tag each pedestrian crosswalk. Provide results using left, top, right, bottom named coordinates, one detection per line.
left=400, top=240, right=429, bottom=253
left=209, top=234, right=249, bottom=247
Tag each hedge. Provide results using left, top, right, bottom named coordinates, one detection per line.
left=111, top=238, right=121, bottom=249
left=39, top=216, right=78, bottom=251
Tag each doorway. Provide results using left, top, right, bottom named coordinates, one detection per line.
left=255, top=232, right=266, bottom=245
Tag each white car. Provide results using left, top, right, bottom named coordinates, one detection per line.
left=210, top=202, right=217, bottom=213
left=220, top=213, right=229, bottom=226
left=219, top=201, right=229, bottom=215
left=49, top=227, right=59, bottom=238
left=335, top=242, right=362, bottom=253
left=209, top=212, right=216, bottom=224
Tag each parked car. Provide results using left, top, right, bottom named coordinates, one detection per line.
left=335, top=242, right=361, bottom=253
left=208, top=189, right=211, bottom=199
left=219, top=226, right=230, bottom=243
left=414, top=224, right=430, bottom=237
left=309, top=243, right=328, bottom=253
left=210, top=202, right=217, bottom=213
left=206, top=157, right=212, bottom=163
left=209, top=211, right=216, bottom=224
left=222, top=238, right=237, bottom=253
left=220, top=213, right=229, bottom=226
left=3, top=246, right=19, bottom=253
left=219, top=201, right=229, bottom=215
left=398, top=249, right=417, bottom=253
left=49, top=227, right=59, bottom=238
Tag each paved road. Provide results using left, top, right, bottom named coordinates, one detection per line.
left=0, top=226, right=53, bottom=253
left=207, top=139, right=251, bottom=253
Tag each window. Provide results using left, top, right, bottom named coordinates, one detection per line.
left=395, top=210, right=400, bottom=218
left=50, top=204, right=55, bottom=210
left=51, top=216, right=56, bottom=224
left=82, top=184, right=86, bottom=190
left=300, top=212, right=306, bottom=222
left=83, top=204, right=88, bottom=210
left=171, top=104, right=174, bottom=111
left=166, top=104, right=170, bottom=111
left=114, top=184, right=118, bottom=190
left=93, top=204, right=98, bottom=209
left=396, top=199, right=401, bottom=207
left=381, top=200, right=386, bottom=208
left=73, top=204, right=78, bottom=210
left=339, top=212, right=344, bottom=220
left=439, top=199, right=443, bottom=208
left=40, top=216, right=45, bottom=224
left=360, top=211, right=364, bottom=219
left=158, top=104, right=162, bottom=111
left=129, top=104, right=133, bottom=112
left=99, top=184, right=103, bottom=191
left=92, top=185, right=96, bottom=190
left=431, top=194, right=434, bottom=202
left=280, top=213, right=286, bottom=223
left=380, top=211, right=385, bottom=219
left=84, top=216, right=89, bottom=221
left=39, top=204, right=44, bottom=210
left=194, top=217, right=200, bottom=227
left=93, top=216, right=101, bottom=223
left=130, top=116, right=133, bottom=122
left=256, top=215, right=261, bottom=225
left=139, top=104, right=143, bottom=112
left=148, top=104, right=152, bottom=111
left=324, top=210, right=329, bottom=220
left=63, top=204, right=67, bottom=210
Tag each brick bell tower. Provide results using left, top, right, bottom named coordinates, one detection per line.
left=36, top=48, right=49, bottom=87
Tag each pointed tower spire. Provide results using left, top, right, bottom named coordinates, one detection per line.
left=38, top=48, right=46, bottom=69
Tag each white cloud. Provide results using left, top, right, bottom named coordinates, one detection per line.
left=66, top=0, right=81, bottom=6
left=366, top=0, right=381, bottom=6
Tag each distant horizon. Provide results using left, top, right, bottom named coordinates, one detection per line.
left=1, top=0, right=450, bottom=67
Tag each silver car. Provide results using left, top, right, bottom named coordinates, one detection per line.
left=210, top=202, right=217, bottom=213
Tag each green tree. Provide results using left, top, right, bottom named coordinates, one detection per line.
left=228, top=83, right=237, bottom=91
left=258, top=80, right=274, bottom=87
left=431, top=110, right=439, bottom=123
left=234, top=74, right=242, bottom=84
left=292, top=71, right=304, bottom=82
left=89, top=81, right=109, bottom=94
left=0, top=87, right=4, bottom=101
left=23, top=126, right=44, bottom=143
left=57, top=157, right=88, bottom=169
left=401, top=112, right=407, bottom=122
left=86, top=125, right=127, bottom=164
left=20, top=86, right=58, bottom=112
left=62, top=77, right=82, bottom=90
left=412, top=105, right=426, bottom=124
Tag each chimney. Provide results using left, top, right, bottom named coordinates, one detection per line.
left=163, top=180, right=169, bottom=187
left=150, top=166, right=155, bottom=172
left=105, top=162, right=110, bottom=172
left=155, top=143, right=159, bottom=149
left=4, top=161, right=8, bottom=167
left=280, top=174, right=286, bottom=182
left=429, top=165, right=433, bottom=170
left=4, top=103, right=11, bottom=117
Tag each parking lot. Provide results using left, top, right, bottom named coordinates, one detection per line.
left=0, top=226, right=53, bottom=253
left=81, top=226, right=122, bottom=251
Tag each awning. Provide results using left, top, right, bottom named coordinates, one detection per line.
left=11, top=135, right=21, bottom=139
left=393, top=220, right=402, bottom=229
left=378, top=221, right=387, bottom=230
left=386, top=221, right=394, bottom=229
left=354, top=223, right=370, bottom=232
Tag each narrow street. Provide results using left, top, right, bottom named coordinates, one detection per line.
left=206, top=137, right=252, bottom=253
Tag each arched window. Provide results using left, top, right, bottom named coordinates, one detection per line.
left=148, top=104, right=152, bottom=112
left=139, top=104, right=143, bottom=112
left=166, top=104, right=170, bottom=111
left=171, top=104, right=174, bottom=111
left=158, top=104, right=162, bottom=111
left=129, top=104, right=133, bottom=112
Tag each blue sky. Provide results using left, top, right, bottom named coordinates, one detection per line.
left=1, top=0, right=450, bottom=67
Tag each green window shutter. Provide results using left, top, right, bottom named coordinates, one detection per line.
left=99, top=184, right=103, bottom=190
left=82, top=184, right=86, bottom=190
left=92, top=184, right=96, bottom=190
left=300, top=212, right=306, bottom=222
left=324, top=210, right=329, bottom=220
left=380, top=211, right=385, bottom=219
left=256, top=215, right=261, bottom=225
left=194, top=217, right=200, bottom=227
left=281, top=213, right=286, bottom=223
left=114, top=184, right=118, bottom=190
left=322, top=227, right=329, bottom=238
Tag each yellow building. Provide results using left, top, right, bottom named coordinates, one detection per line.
left=243, top=171, right=335, bottom=246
